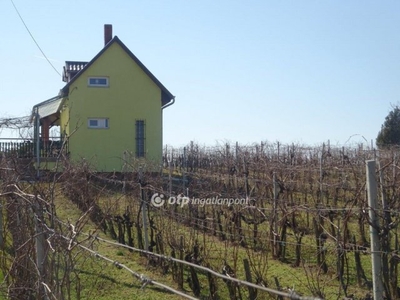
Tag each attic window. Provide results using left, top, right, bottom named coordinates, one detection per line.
left=88, top=77, right=109, bottom=87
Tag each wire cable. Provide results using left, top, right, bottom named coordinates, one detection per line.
left=46, top=214, right=323, bottom=300
left=10, top=0, right=61, bottom=77
left=58, top=234, right=199, bottom=300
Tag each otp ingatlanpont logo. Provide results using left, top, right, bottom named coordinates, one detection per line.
left=150, top=193, right=165, bottom=207
left=150, top=193, right=191, bottom=207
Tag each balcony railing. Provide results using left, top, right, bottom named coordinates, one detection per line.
left=0, top=138, right=69, bottom=159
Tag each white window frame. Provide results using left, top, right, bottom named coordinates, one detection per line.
left=88, top=118, right=109, bottom=129
left=88, top=77, right=109, bottom=87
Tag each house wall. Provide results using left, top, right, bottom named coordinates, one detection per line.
left=65, top=42, right=163, bottom=172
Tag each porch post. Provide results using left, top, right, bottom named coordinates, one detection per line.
left=41, top=118, right=50, bottom=142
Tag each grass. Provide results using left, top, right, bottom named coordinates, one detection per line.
left=51, top=193, right=187, bottom=300
left=0, top=179, right=387, bottom=300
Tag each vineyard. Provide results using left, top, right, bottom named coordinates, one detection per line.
left=0, top=141, right=399, bottom=300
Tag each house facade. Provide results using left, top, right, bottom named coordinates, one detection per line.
left=31, top=25, right=174, bottom=172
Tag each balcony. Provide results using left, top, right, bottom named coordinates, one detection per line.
left=0, top=138, right=69, bottom=160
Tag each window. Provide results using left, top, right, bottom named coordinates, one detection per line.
left=88, top=118, right=109, bottom=129
left=89, top=119, right=98, bottom=127
left=88, top=77, right=109, bottom=87
left=135, top=120, right=145, bottom=157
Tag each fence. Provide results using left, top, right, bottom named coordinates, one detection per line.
left=0, top=137, right=68, bottom=159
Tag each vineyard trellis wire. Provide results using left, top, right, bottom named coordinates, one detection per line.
left=45, top=209, right=324, bottom=300
left=0, top=181, right=324, bottom=300
left=1, top=140, right=400, bottom=299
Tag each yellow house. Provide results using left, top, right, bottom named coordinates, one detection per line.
left=31, top=25, right=175, bottom=172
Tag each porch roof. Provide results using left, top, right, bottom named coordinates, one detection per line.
left=39, top=98, right=62, bottom=119
left=31, top=95, right=63, bottom=123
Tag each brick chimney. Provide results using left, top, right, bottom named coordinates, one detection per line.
left=104, top=24, right=113, bottom=46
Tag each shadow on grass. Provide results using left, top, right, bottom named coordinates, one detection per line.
left=74, top=267, right=183, bottom=296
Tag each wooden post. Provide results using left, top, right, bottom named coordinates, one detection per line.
left=379, top=161, right=392, bottom=297
left=34, top=205, right=45, bottom=275
left=41, top=118, right=50, bottom=142
left=390, top=234, right=399, bottom=296
left=336, top=219, right=346, bottom=296
left=277, top=141, right=280, bottom=162
left=206, top=263, right=218, bottom=299
left=183, top=147, right=187, bottom=190
left=178, top=235, right=184, bottom=289
left=0, top=203, right=3, bottom=248
left=273, top=172, right=278, bottom=257
left=243, top=259, right=257, bottom=300
left=34, top=203, right=49, bottom=300
left=35, top=110, right=41, bottom=178
left=274, top=277, right=284, bottom=300
left=366, top=160, right=384, bottom=300
left=122, top=151, right=127, bottom=190
left=168, top=149, right=172, bottom=198
left=393, top=153, right=397, bottom=185
left=139, top=167, right=149, bottom=251
left=235, top=141, right=239, bottom=165
left=319, top=143, right=324, bottom=204
left=243, top=156, right=249, bottom=199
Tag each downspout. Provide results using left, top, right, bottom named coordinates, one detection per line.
left=161, top=96, right=175, bottom=110
left=161, top=96, right=175, bottom=165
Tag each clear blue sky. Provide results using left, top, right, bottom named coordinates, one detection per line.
left=1, top=0, right=399, bottom=147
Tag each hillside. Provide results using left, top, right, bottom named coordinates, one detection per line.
left=0, top=141, right=399, bottom=299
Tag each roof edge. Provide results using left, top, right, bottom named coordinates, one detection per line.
left=30, top=95, right=63, bottom=122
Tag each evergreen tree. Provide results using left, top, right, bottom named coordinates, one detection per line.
left=376, top=105, right=400, bottom=148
